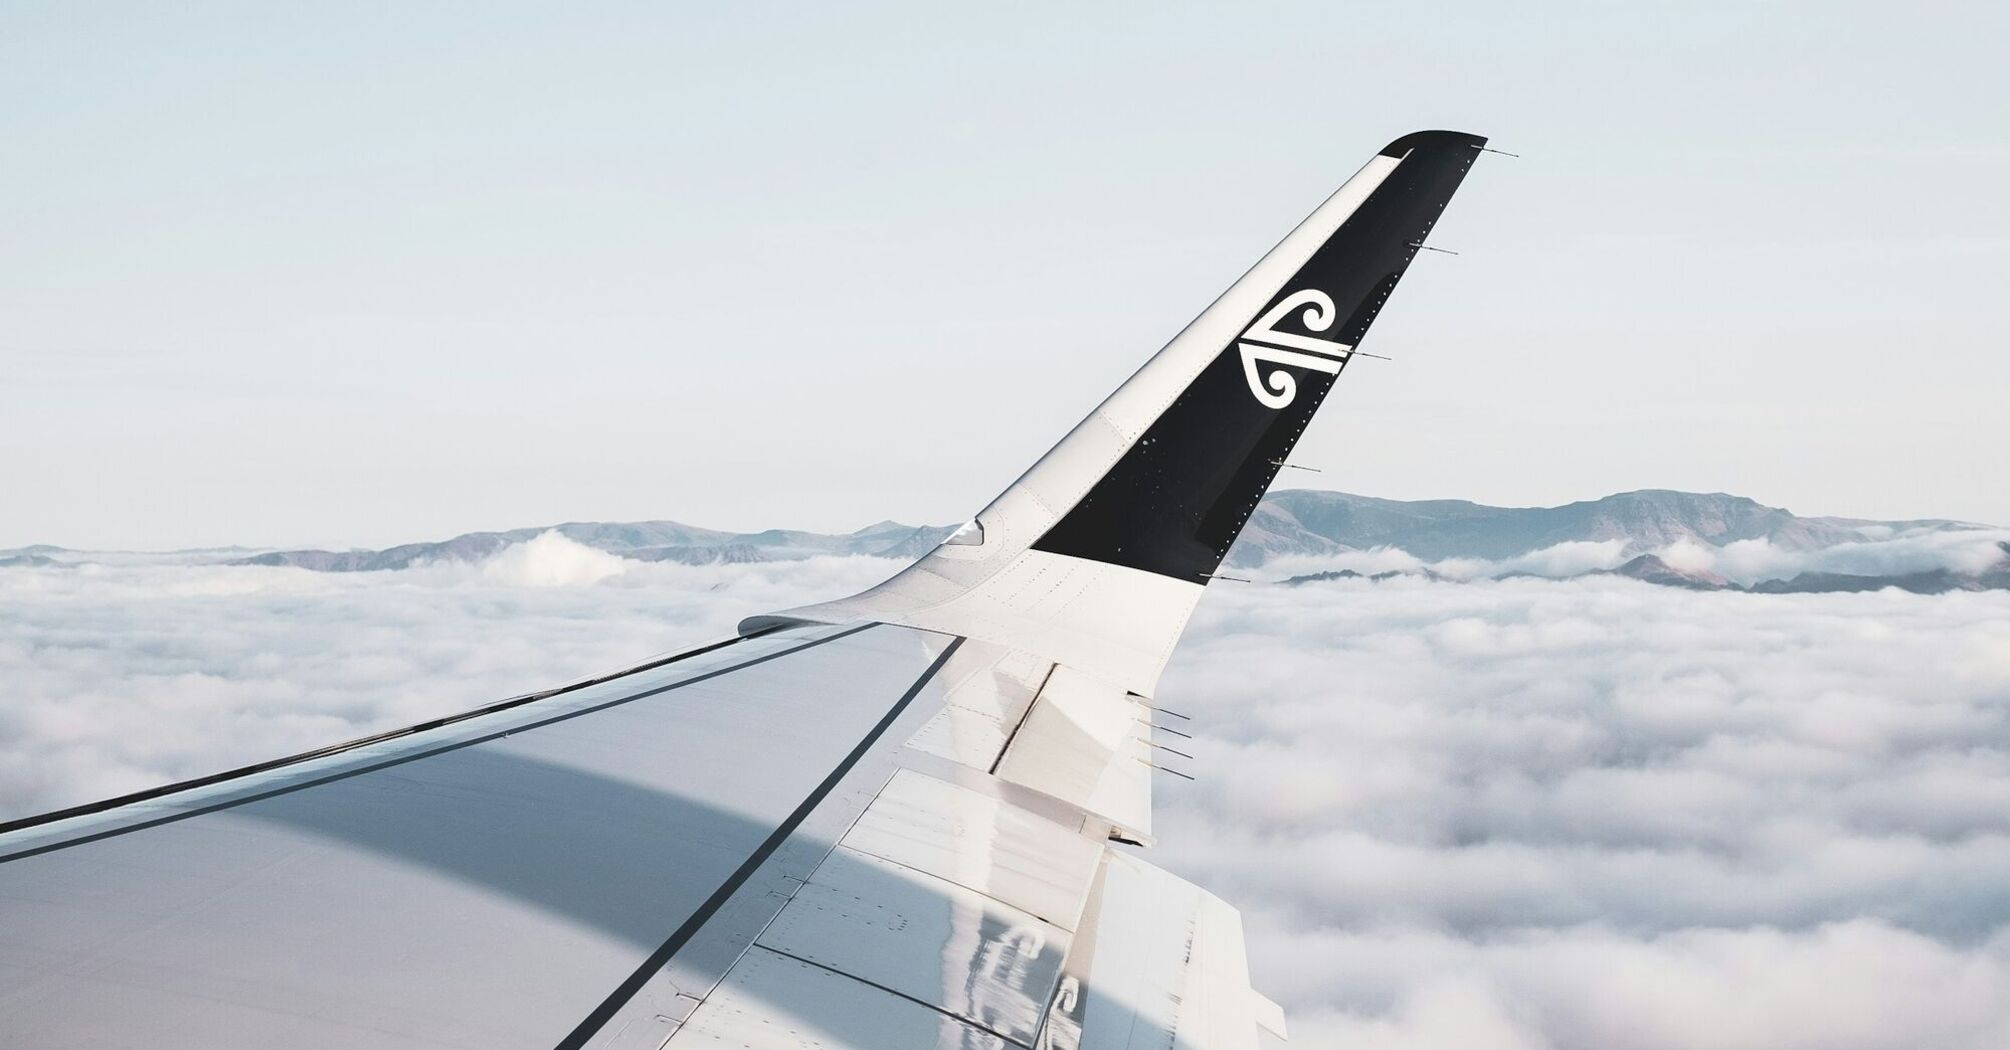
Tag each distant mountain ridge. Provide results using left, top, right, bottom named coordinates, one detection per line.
left=224, top=490, right=1981, bottom=573
left=229, top=519, right=959, bottom=571
left=1279, top=547, right=2010, bottom=595
left=1227, top=489, right=1978, bottom=567
left=6, top=491, right=1999, bottom=597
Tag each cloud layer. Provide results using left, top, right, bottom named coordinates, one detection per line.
left=1155, top=575, right=2010, bottom=1048
left=6, top=545, right=2010, bottom=1047
left=0, top=538, right=893, bottom=814
left=1260, top=525, right=2010, bottom=586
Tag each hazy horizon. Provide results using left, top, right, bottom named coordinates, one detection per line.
left=6, top=2, right=2007, bottom=550
left=8, top=482, right=2004, bottom=555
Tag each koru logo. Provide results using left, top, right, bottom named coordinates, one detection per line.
left=1238, top=289, right=1353, bottom=409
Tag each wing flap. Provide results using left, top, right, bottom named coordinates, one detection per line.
left=671, top=947, right=1012, bottom=1049
left=1043, top=852, right=1281, bottom=1050
left=993, top=665, right=1154, bottom=842
left=753, top=846, right=1068, bottom=1046
left=839, top=769, right=1104, bottom=932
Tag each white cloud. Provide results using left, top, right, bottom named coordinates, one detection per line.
left=1151, top=576, right=2010, bottom=1046
left=1494, top=538, right=1633, bottom=578
left=1704, top=528, right=2010, bottom=584
left=5, top=550, right=2010, bottom=1046
left=0, top=548, right=896, bottom=814
left=475, top=529, right=633, bottom=586
left=1254, top=920, right=2010, bottom=1050
left=1262, top=527, right=2010, bottom=587
left=1262, top=546, right=1434, bottom=579
left=1645, top=528, right=2010, bottom=586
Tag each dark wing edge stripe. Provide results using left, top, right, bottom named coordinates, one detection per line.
left=0, top=630, right=778, bottom=838
left=0, top=624, right=876, bottom=864
left=554, top=635, right=967, bottom=1050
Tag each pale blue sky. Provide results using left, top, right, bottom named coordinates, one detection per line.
left=4, top=2, right=2006, bottom=548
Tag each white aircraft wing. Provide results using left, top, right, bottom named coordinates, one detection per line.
left=0, top=129, right=1488, bottom=1050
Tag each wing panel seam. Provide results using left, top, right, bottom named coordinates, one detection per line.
left=987, top=661, right=1057, bottom=776
left=742, top=943, right=1032, bottom=1050
left=552, top=635, right=966, bottom=1050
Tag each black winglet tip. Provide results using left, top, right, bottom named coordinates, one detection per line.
left=1379, top=130, right=1489, bottom=158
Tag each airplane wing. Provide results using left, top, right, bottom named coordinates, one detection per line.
left=0, top=129, right=1488, bottom=1050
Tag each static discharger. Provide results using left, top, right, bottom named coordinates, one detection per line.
left=1409, top=241, right=1459, bottom=256
left=1202, top=572, right=1253, bottom=583
left=1472, top=144, right=1521, bottom=157
left=1148, top=740, right=1196, bottom=761
left=1135, top=757, right=1197, bottom=781
left=1269, top=458, right=1323, bottom=473
left=1141, top=719, right=1194, bottom=740
left=1133, top=701, right=1192, bottom=722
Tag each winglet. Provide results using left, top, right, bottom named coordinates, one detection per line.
left=746, top=131, right=1489, bottom=692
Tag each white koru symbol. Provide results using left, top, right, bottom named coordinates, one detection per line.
left=1238, top=289, right=1353, bottom=409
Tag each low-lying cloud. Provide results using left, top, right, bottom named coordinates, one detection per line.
left=1263, top=524, right=2010, bottom=587
left=1663, top=527, right=2010, bottom=584
left=4, top=545, right=2010, bottom=1048
left=479, top=529, right=634, bottom=586
left=1155, top=575, right=2010, bottom=1048
left=0, top=547, right=894, bottom=814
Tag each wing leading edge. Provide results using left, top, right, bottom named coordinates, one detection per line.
left=0, top=130, right=1488, bottom=1050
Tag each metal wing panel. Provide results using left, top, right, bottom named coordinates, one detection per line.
left=1048, top=851, right=1280, bottom=1050
left=0, top=625, right=840, bottom=859
left=992, top=665, right=1153, bottom=841
left=0, top=624, right=956, bottom=1050
left=672, top=947, right=1010, bottom=1050
left=753, top=845, right=1069, bottom=1048
left=902, top=647, right=1050, bottom=771
left=838, top=769, right=1102, bottom=932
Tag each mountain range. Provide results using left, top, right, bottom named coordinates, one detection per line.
left=1280, top=545, right=2010, bottom=596
left=6, top=490, right=2003, bottom=595
left=1232, top=489, right=1975, bottom=565
left=229, top=519, right=958, bottom=571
